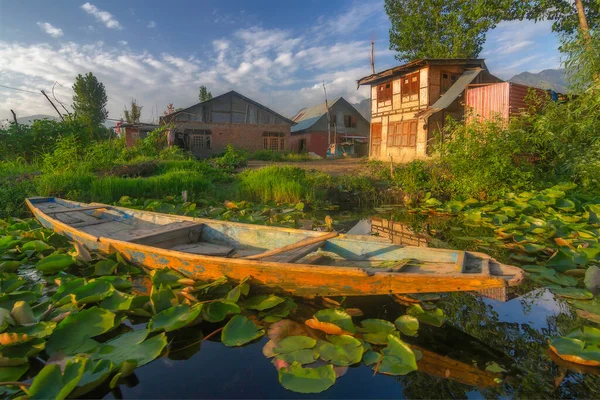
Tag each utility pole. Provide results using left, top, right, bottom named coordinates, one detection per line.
left=323, top=80, right=331, bottom=151
left=10, top=109, right=19, bottom=132
left=371, top=41, right=375, bottom=74
left=41, top=90, right=65, bottom=122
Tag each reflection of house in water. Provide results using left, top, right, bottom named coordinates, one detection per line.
left=370, top=217, right=429, bottom=247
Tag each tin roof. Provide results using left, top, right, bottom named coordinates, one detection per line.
left=290, top=97, right=369, bottom=133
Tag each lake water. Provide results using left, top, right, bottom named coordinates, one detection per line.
left=95, top=213, right=600, bottom=398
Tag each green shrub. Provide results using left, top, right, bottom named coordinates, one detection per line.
left=212, top=145, right=248, bottom=170
left=249, top=150, right=284, bottom=161
left=237, top=166, right=308, bottom=203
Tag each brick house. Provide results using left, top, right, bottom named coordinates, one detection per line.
left=160, top=91, right=294, bottom=157
left=289, top=97, right=370, bottom=157
left=118, top=122, right=160, bottom=147
left=357, top=59, right=501, bottom=162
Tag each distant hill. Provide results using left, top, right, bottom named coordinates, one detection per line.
left=509, top=69, right=569, bottom=93
left=16, top=114, right=59, bottom=125
left=352, top=98, right=371, bottom=121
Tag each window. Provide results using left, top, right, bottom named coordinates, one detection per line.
left=441, top=71, right=459, bottom=93
left=377, top=82, right=392, bottom=102
left=330, top=114, right=337, bottom=127
left=401, top=72, right=420, bottom=96
left=185, top=129, right=211, bottom=151
left=387, top=120, right=417, bottom=147
left=344, top=115, right=357, bottom=128
left=263, top=132, right=285, bottom=151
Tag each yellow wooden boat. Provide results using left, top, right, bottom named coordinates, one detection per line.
left=26, top=197, right=524, bottom=298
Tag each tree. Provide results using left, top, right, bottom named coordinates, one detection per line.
left=198, top=85, right=213, bottom=102
left=123, top=99, right=142, bottom=124
left=384, top=0, right=518, bottom=61
left=72, top=72, right=108, bottom=128
left=524, top=0, right=598, bottom=38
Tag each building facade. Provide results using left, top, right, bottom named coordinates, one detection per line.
left=160, top=91, right=294, bottom=157
left=289, top=97, right=370, bottom=157
left=357, top=59, right=501, bottom=162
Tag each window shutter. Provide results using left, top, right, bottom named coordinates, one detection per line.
left=350, top=115, right=356, bottom=127
left=387, top=123, right=394, bottom=147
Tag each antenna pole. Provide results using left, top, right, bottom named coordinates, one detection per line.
left=323, top=80, right=331, bottom=150
left=371, top=41, right=375, bottom=74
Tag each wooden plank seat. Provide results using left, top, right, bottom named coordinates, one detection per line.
left=129, top=222, right=204, bottom=248
left=169, top=242, right=235, bottom=257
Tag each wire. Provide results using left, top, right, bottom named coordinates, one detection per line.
left=0, top=84, right=42, bottom=95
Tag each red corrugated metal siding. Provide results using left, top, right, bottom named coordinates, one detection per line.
left=508, top=82, right=548, bottom=118
left=465, top=82, right=510, bottom=123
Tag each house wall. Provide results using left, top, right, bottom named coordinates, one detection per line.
left=304, top=101, right=370, bottom=137
left=288, top=131, right=329, bottom=157
left=124, top=127, right=140, bottom=147
left=172, top=121, right=291, bottom=157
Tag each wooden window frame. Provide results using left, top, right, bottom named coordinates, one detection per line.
left=377, top=81, right=392, bottom=103
left=344, top=115, right=357, bottom=128
left=386, top=120, right=418, bottom=148
left=401, top=72, right=420, bottom=97
left=441, top=71, right=459, bottom=94
left=262, top=132, right=285, bottom=151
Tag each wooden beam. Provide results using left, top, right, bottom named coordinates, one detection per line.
left=244, top=231, right=338, bottom=260
left=46, top=205, right=109, bottom=214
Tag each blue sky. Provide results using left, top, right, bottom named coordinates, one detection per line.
left=0, top=0, right=562, bottom=123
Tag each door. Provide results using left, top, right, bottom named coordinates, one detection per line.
left=371, top=123, right=382, bottom=157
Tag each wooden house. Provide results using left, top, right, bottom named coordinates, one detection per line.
left=160, top=91, right=294, bottom=157
left=357, top=59, right=501, bottom=162
left=289, top=97, right=370, bottom=157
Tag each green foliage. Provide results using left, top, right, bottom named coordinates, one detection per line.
left=198, top=85, right=213, bottom=102
left=123, top=99, right=142, bottom=124
left=384, top=0, right=515, bottom=60
left=524, top=0, right=599, bottom=35
left=212, top=145, right=248, bottom=170
left=72, top=72, right=108, bottom=131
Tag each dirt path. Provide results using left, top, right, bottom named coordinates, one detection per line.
left=246, top=158, right=370, bottom=177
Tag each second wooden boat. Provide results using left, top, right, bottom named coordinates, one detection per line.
left=26, top=197, right=524, bottom=299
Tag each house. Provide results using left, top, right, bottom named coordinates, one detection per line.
left=289, top=97, right=370, bottom=157
left=357, top=59, right=501, bottom=162
left=465, top=81, right=551, bottom=124
left=118, top=122, right=160, bottom=147
left=160, top=91, right=294, bottom=157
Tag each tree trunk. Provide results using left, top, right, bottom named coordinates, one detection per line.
left=575, top=0, right=592, bottom=43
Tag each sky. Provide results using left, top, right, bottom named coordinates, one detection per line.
left=0, top=0, right=563, bottom=125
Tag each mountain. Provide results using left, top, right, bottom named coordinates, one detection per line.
left=352, top=98, right=371, bottom=121
left=509, top=69, right=569, bottom=93
left=15, top=114, right=59, bottom=125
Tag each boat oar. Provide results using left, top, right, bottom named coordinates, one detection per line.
left=244, top=231, right=339, bottom=261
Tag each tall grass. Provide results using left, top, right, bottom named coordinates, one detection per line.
left=237, top=166, right=309, bottom=203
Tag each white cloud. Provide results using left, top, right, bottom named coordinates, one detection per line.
left=118, top=41, right=128, bottom=46
left=318, top=1, right=384, bottom=36
left=147, top=21, right=156, bottom=28
left=37, top=22, right=64, bottom=38
left=81, top=2, right=122, bottom=30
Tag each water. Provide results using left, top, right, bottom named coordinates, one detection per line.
left=97, top=213, right=600, bottom=398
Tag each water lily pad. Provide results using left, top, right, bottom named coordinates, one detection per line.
left=100, top=290, right=136, bottom=311
left=10, top=301, right=36, bottom=325
left=310, top=309, right=355, bottom=334
left=28, top=356, right=87, bottom=400
left=0, top=308, right=14, bottom=332
left=538, top=269, right=578, bottom=287
left=148, top=304, right=202, bottom=332
left=0, top=260, right=21, bottom=273
left=318, top=335, right=363, bottom=366
left=151, top=268, right=185, bottom=287
left=35, top=253, right=75, bottom=274
left=395, top=315, right=419, bottom=336
left=21, top=240, right=53, bottom=254
left=221, top=315, right=264, bottom=347
left=362, top=350, right=382, bottom=366
left=0, top=363, right=28, bottom=384
left=549, top=337, right=600, bottom=366
left=549, top=287, right=593, bottom=300
left=278, top=362, right=336, bottom=394
left=273, top=336, right=318, bottom=364
left=226, top=278, right=249, bottom=303
left=150, top=284, right=177, bottom=314
left=407, top=304, right=445, bottom=327
left=0, top=275, right=25, bottom=294
left=93, top=329, right=167, bottom=367
left=376, top=334, right=418, bottom=376
left=95, top=275, right=132, bottom=291
left=202, top=300, right=240, bottom=322
left=241, top=294, right=285, bottom=311
left=46, top=307, right=116, bottom=355
left=0, top=322, right=56, bottom=346
left=584, top=265, right=600, bottom=292
left=51, top=278, right=87, bottom=305
left=70, top=358, right=114, bottom=398
left=93, top=259, right=118, bottom=276
left=71, top=280, right=114, bottom=305
left=0, top=337, right=45, bottom=366
left=358, top=319, right=396, bottom=344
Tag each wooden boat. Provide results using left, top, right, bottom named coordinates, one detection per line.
left=26, top=197, right=524, bottom=298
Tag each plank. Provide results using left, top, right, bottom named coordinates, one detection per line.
left=244, top=231, right=339, bottom=260
left=46, top=205, right=109, bottom=214
left=71, top=219, right=111, bottom=228
left=170, top=242, right=234, bottom=256
left=265, top=242, right=324, bottom=263
left=129, top=223, right=203, bottom=246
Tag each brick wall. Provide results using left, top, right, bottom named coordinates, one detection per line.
left=288, top=132, right=329, bottom=157
left=124, top=127, right=140, bottom=147
left=171, top=122, right=292, bottom=157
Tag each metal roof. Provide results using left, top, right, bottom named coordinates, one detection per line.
left=357, top=58, right=487, bottom=86
left=290, top=97, right=369, bottom=133
left=290, top=116, right=323, bottom=133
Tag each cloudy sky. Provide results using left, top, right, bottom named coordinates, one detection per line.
left=0, top=0, right=562, bottom=124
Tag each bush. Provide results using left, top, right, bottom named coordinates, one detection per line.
left=250, top=150, right=284, bottom=161
left=237, top=166, right=308, bottom=203
left=212, top=145, right=248, bottom=170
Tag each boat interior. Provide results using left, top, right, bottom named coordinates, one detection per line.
left=30, top=198, right=520, bottom=283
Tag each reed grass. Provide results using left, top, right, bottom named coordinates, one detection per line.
left=237, top=166, right=310, bottom=203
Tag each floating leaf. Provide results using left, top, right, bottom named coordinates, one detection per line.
left=202, top=300, right=240, bottom=322
left=221, top=315, right=264, bottom=347
left=549, top=287, right=593, bottom=300
left=70, top=359, right=114, bottom=398
left=95, top=275, right=132, bottom=291
left=241, top=294, right=285, bottom=311
left=318, top=335, right=363, bottom=366
left=100, top=290, right=136, bottom=311
left=584, top=266, right=600, bottom=292
left=0, top=337, right=45, bottom=366
left=151, top=269, right=185, bottom=287
left=28, top=356, right=87, bottom=400
left=226, top=278, right=249, bottom=303
left=93, top=259, right=118, bottom=276
left=148, top=304, right=202, bottom=332
left=549, top=337, right=600, bottom=366
left=273, top=336, right=318, bottom=364
left=407, top=304, right=445, bottom=327
left=0, top=322, right=56, bottom=346
left=46, top=307, right=115, bottom=355
left=51, top=278, right=87, bottom=305
left=395, top=315, right=419, bottom=336
left=0, top=261, right=21, bottom=273
left=11, top=301, right=36, bottom=325
left=376, top=334, right=418, bottom=376
left=278, top=362, right=336, bottom=394
left=93, top=329, right=167, bottom=367
left=21, top=240, right=53, bottom=254
left=35, top=254, right=75, bottom=274
left=309, top=309, right=355, bottom=334
left=71, top=280, right=114, bottom=305
left=358, top=319, right=396, bottom=344
left=150, top=284, right=177, bottom=314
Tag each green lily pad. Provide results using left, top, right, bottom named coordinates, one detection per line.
left=51, top=278, right=87, bottom=305
left=202, top=300, right=240, bottom=322
left=584, top=266, right=600, bottom=292
left=0, top=308, right=14, bottom=332
left=318, top=335, right=363, bottom=366
left=565, top=326, right=600, bottom=345
left=407, top=304, right=445, bottom=327
left=150, top=284, right=177, bottom=314
left=28, top=356, right=87, bottom=400
left=571, top=298, right=600, bottom=314
left=100, top=290, right=136, bottom=311
left=0, top=275, right=25, bottom=294
left=241, top=294, right=285, bottom=311
left=148, top=304, right=202, bottom=332
left=549, top=287, right=593, bottom=300
left=35, top=253, right=75, bottom=274
left=362, top=350, right=382, bottom=366
left=0, top=322, right=56, bottom=346
left=21, top=240, right=53, bottom=254
left=278, top=362, right=336, bottom=394
left=93, top=329, right=167, bottom=367
left=376, top=334, right=418, bottom=376
left=10, top=301, right=36, bottom=325
left=151, top=268, right=186, bottom=287
left=70, top=359, right=114, bottom=398
left=93, top=259, right=118, bottom=276
left=358, top=319, right=397, bottom=344
left=46, top=307, right=116, bottom=355
left=0, top=261, right=21, bottom=273
left=221, top=315, right=264, bottom=347
left=0, top=363, right=29, bottom=384
left=539, top=269, right=578, bottom=287
left=0, top=337, right=46, bottom=366
left=313, top=309, right=355, bottom=334
left=226, top=278, right=250, bottom=303
left=71, top=280, right=114, bottom=305
left=395, top=315, right=419, bottom=336
left=273, top=336, right=318, bottom=364
left=94, top=275, right=132, bottom=291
